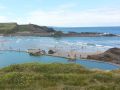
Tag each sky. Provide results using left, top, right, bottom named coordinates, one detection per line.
left=0, top=0, right=120, bottom=27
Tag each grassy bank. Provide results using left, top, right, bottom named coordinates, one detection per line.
left=0, top=63, right=120, bottom=90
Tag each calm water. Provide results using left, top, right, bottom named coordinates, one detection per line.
left=0, top=51, right=119, bottom=70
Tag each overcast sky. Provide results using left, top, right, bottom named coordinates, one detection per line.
left=0, top=0, right=120, bottom=27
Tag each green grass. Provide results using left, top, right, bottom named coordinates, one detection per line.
left=18, top=25, right=30, bottom=32
left=0, top=23, right=34, bottom=34
left=0, top=23, right=55, bottom=34
left=0, top=63, right=120, bottom=90
left=0, top=23, right=18, bottom=34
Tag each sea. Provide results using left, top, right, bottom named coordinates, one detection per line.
left=0, top=27, right=120, bottom=70
left=54, top=27, right=120, bottom=34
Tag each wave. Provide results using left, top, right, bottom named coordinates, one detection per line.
left=57, top=41, right=113, bottom=49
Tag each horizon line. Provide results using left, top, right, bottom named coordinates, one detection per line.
left=0, top=22, right=120, bottom=28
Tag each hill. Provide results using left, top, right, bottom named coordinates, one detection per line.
left=0, top=23, right=18, bottom=34
left=0, top=23, right=56, bottom=36
left=18, top=24, right=55, bottom=33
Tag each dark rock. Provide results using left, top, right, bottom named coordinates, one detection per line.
left=87, top=48, right=120, bottom=64
left=53, top=31, right=64, bottom=37
left=102, top=33, right=117, bottom=36
left=48, top=50, right=55, bottom=54
left=28, top=49, right=46, bottom=56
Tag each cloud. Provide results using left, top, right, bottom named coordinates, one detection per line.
left=0, top=2, right=120, bottom=27
left=25, top=8, right=120, bottom=27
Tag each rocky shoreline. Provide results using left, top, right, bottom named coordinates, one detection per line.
left=0, top=23, right=119, bottom=37
left=27, top=48, right=120, bottom=66
left=87, top=48, right=120, bottom=65
left=62, top=32, right=119, bottom=37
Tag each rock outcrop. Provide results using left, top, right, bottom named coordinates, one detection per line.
left=28, top=49, right=46, bottom=56
left=87, top=48, right=120, bottom=64
left=48, top=50, right=56, bottom=54
left=64, top=32, right=118, bottom=37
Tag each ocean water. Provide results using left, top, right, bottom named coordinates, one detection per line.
left=55, top=27, right=120, bottom=34
left=0, top=27, right=120, bottom=69
left=0, top=36, right=120, bottom=52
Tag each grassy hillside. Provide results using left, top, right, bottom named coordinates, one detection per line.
left=0, top=23, right=18, bottom=34
left=18, top=24, right=55, bottom=32
left=0, top=23, right=55, bottom=35
left=0, top=63, right=120, bottom=90
left=18, top=25, right=30, bottom=31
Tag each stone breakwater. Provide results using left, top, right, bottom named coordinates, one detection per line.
left=0, top=48, right=103, bottom=60
left=27, top=48, right=103, bottom=60
left=26, top=48, right=120, bottom=65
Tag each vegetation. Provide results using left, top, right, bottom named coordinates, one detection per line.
left=18, top=25, right=30, bottom=32
left=0, top=23, right=18, bottom=34
left=0, top=63, right=120, bottom=90
left=0, top=23, right=55, bottom=35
